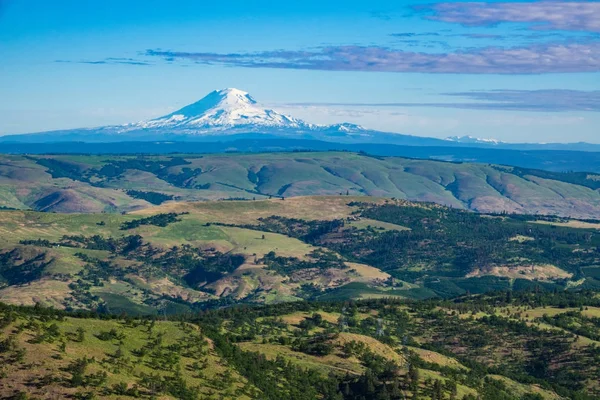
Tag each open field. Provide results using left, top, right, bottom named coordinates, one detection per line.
left=531, top=220, right=600, bottom=229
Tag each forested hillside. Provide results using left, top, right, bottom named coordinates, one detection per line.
left=2, top=290, right=600, bottom=399
left=1, top=196, right=599, bottom=313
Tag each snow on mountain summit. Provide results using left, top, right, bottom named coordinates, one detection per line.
left=131, top=88, right=307, bottom=131
left=6, top=88, right=599, bottom=150
left=445, top=135, right=503, bottom=145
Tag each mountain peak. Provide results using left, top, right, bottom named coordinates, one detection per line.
left=135, top=88, right=306, bottom=131
left=160, top=88, right=256, bottom=120
left=210, top=88, right=256, bottom=106
left=216, top=87, right=251, bottom=96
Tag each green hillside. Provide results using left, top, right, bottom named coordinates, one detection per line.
left=1, top=153, right=600, bottom=218
left=1, top=196, right=599, bottom=314
left=2, top=290, right=599, bottom=399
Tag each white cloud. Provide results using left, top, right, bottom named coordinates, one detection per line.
left=421, top=2, right=600, bottom=32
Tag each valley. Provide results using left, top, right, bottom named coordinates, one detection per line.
left=3, top=2, right=600, bottom=399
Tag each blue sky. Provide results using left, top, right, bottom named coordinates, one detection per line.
left=1, top=0, right=599, bottom=143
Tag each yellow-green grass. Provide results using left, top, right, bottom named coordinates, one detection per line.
left=0, top=208, right=323, bottom=308
left=505, top=305, right=600, bottom=320
left=0, top=278, right=71, bottom=308
left=406, top=346, right=467, bottom=369
left=0, top=185, right=27, bottom=209
left=354, top=293, right=406, bottom=301
left=509, top=306, right=579, bottom=319
left=91, top=280, right=147, bottom=302
left=132, top=196, right=382, bottom=223
left=582, top=306, right=600, bottom=317
left=0, top=315, right=253, bottom=400
left=0, top=210, right=136, bottom=245
left=487, top=375, right=562, bottom=400
left=419, top=368, right=478, bottom=398
left=237, top=342, right=363, bottom=375
left=218, top=226, right=315, bottom=258
left=466, top=264, right=572, bottom=281
left=142, top=217, right=230, bottom=245
left=44, top=247, right=110, bottom=275
left=344, top=262, right=391, bottom=281
left=262, top=291, right=303, bottom=304
left=347, top=218, right=410, bottom=232
left=509, top=235, right=534, bottom=243
left=280, top=311, right=342, bottom=326
left=335, top=332, right=405, bottom=365
left=462, top=306, right=600, bottom=347
left=142, top=277, right=213, bottom=303
left=531, top=220, right=600, bottom=230
left=531, top=321, right=598, bottom=347
left=129, top=215, right=316, bottom=258
left=516, top=306, right=600, bottom=345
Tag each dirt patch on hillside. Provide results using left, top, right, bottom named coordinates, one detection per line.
left=345, top=262, right=390, bottom=282
left=467, top=264, right=572, bottom=281
left=0, top=278, right=71, bottom=308
left=146, top=277, right=212, bottom=302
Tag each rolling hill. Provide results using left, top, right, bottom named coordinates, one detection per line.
left=1, top=196, right=599, bottom=313
left=3, top=140, right=600, bottom=173
left=1, top=195, right=600, bottom=399
left=1, top=290, right=599, bottom=399
left=1, top=152, right=600, bottom=218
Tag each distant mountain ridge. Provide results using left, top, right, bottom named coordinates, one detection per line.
left=1, top=88, right=599, bottom=152
left=0, top=88, right=376, bottom=143
left=2, top=152, right=600, bottom=218
left=3, top=139, right=600, bottom=173
left=445, top=135, right=504, bottom=145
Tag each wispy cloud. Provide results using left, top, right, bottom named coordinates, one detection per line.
left=287, top=90, right=600, bottom=112
left=56, top=58, right=153, bottom=66
left=143, top=41, right=600, bottom=74
left=391, top=31, right=598, bottom=42
left=442, top=89, right=600, bottom=112
left=390, top=32, right=442, bottom=38
left=419, top=2, right=600, bottom=32
left=460, top=33, right=504, bottom=40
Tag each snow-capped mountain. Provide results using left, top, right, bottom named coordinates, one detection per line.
left=120, top=88, right=374, bottom=137
left=445, top=135, right=504, bottom=145
left=0, top=88, right=383, bottom=143
left=130, top=88, right=309, bottom=131
left=112, top=88, right=377, bottom=139
left=2, top=88, right=598, bottom=152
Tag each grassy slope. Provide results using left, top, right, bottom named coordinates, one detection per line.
left=1, top=294, right=598, bottom=399
left=1, top=152, right=600, bottom=218
left=219, top=301, right=586, bottom=399
left=2, top=194, right=600, bottom=315
left=0, top=313, right=253, bottom=399
left=0, top=198, right=389, bottom=310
